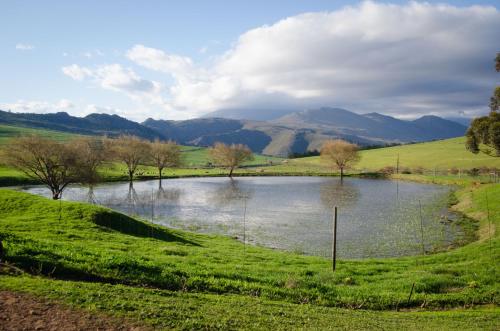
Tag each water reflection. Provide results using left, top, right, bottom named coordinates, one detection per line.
left=86, top=186, right=98, bottom=205
left=18, top=177, right=460, bottom=259
left=156, top=184, right=181, bottom=203
left=209, top=178, right=254, bottom=207
left=320, top=179, right=360, bottom=210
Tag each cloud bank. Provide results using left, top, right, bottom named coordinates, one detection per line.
left=64, top=1, right=500, bottom=120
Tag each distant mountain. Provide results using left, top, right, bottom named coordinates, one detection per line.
left=269, top=107, right=466, bottom=143
left=444, top=116, right=473, bottom=127
left=0, top=107, right=467, bottom=157
left=412, top=115, right=468, bottom=139
left=143, top=117, right=271, bottom=152
left=0, top=110, right=163, bottom=140
left=203, top=108, right=293, bottom=121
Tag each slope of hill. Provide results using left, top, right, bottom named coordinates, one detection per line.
left=0, top=124, right=77, bottom=144
left=0, top=110, right=163, bottom=140
left=292, top=137, right=500, bottom=171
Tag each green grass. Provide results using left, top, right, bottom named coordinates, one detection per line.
left=0, top=124, right=77, bottom=144
left=179, top=145, right=282, bottom=167
left=0, top=180, right=498, bottom=328
left=1, top=275, right=498, bottom=330
left=290, top=137, right=500, bottom=172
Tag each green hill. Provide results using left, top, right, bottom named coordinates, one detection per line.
left=290, top=137, right=500, bottom=172
left=0, top=124, right=77, bottom=144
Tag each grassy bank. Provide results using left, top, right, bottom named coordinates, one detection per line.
left=0, top=177, right=498, bottom=328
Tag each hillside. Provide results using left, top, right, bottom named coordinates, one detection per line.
left=291, top=137, right=500, bottom=171
left=0, top=110, right=163, bottom=140
left=0, top=124, right=77, bottom=144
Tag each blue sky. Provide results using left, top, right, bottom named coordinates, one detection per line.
left=1, top=1, right=499, bottom=121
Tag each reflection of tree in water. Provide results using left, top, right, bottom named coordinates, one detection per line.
left=320, top=179, right=360, bottom=210
left=209, top=178, right=254, bottom=208
left=86, top=186, right=99, bottom=205
left=155, top=185, right=181, bottom=203
left=121, top=182, right=183, bottom=218
left=125, top=182, right=142, bottom=216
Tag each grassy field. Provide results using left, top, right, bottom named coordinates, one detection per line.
left=0, top=124, right=77, bottom=144
left=0, top=178, right=498, bottom=329
left=287, top=137, right=500, bottom=173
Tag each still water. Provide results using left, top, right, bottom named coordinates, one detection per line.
left=19, top=176, right=462, bottom=258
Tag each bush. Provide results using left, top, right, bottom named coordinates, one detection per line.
left=467, top=168, right=480, bottom=177
left=378, top=166, right=395, bottom=175
left=413, top=167, right=425, bottom=174
left=401, top=167, right=412, bottom=174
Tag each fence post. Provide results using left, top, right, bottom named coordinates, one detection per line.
left=418, top=200, right=425, bottom=262
left=396, top=154, right=400, bottom=174
left=332, top=206, right=338, bottom=272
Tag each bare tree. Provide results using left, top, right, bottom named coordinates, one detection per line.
left=4, top=135, right=79, bottom=199
left=209, top=142, right=253, bottom=177
left=106, top=135, right=151, bottom=182
left=320, top=139, right=360, bottom=179
left=72, top=137, right=106, bottom=185
left=150, top=139, right=182, bottom=181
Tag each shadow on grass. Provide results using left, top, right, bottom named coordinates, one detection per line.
left=92, top=211, right=200, bottom=246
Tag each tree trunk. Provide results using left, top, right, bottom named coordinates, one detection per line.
left=128, top=170, right=134, bottom=182
left=340, top=167, right=344, bottom=180
left=159, top=168, right=163, bottom=181
left=52, top=189, right=61, bottom=200
left=229, top=167, right=234, bottom=177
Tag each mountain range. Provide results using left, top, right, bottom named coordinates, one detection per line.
left=0, top=107, right=467, bottom=157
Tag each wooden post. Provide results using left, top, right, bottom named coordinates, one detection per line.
left=243, top=197, right=247, bottom=249
left=486, top=190, right=492, bottom=260
left=418, top=200, right=425, bottom=260
left=151, top=189, right=154, bottom=222
left=396, top=154, right=400, bottom=174
left=332, top=206, right=338, bottom=272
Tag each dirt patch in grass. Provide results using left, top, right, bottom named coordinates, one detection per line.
left=0, top=291, right=149, bottom=331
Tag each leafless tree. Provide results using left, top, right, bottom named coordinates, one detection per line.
left=209, top=142, right=253, bottom=177
left=150, top=139, right=182, bottom=181
left=72, top=137, right=106, bottom=185
left=4, top=135, right=79, bottom=199
left=320, top=139, right=360, bottom=179
left=106, top=135, right=151, bottom=182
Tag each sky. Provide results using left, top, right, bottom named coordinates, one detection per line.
left=1, top=0, right=499, bottom=121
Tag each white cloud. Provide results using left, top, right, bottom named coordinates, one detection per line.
left=0, top=99, right=74, bottom=114
left=15, top=43, right=34, bottom=51
left=126, top=44, right=195, bottom=77
left=62, top=63, right=165, bottom=106
left=123, top=1, right=500, bottom=119
left=62, top=64, right=92, bottom=81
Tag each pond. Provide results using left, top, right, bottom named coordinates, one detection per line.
left=18, top=176, right=463, bottom=259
